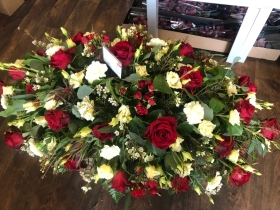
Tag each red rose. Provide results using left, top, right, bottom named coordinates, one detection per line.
left=171, top=176, right=190, bottom=194
left=8, top=66, right=26, bottom=81
left=134, top=90, right=142, bottom=99
left=135, top=102, right=148, bottom=116
left=234, top=100, right=255, bottom=124
left=238, top=75, right=257, bottom=92
left=179, top=65, right=203, bottom=95
left=119, top=87, right=127, bottom=94
left=146, top=180, right=159, bottom=195
left=143, top=116, right=178, bottom=150
left=71, top=31, right=83, bottom=45
left=230, top=166, right=251, bottom=186
left=4, top=126, right=24, bottom=150
left=148, top=98, right=156, bottom=106
left=143, top=91, right=154, bottom=101
left=25, top=84, right=35, bottom=94
left=214, top=136, right=235, bottom=159
left=81, top=33, right=97, bottom=44
left=50, top=49, right=74, bottom=69
left=111, top=171, right=131, bottom=192
left=64, top=155, right=85, bottom=171
left=0, top=81, right=6, bottom=96
left=130, top=187, right=145, bottom=198
left=45, top=109, right=70, bottom=132
left=179, top=42, right=194, bottom=58
left=110, top=41, right=134, bottom=66
left=36, top=49, right=47, bottom=56
left=137, top=80, right=147, bottom=89
left=135, top=32, right=144, bottom=46
left=147, top=81, right=154, bottom=91
left=92, top=122, right=114, bottom=141
left=261, top=118, right=279, bottom=140
left=102, top=35, right=110, bottom=43
left=135, top=166, right=142, bottom=174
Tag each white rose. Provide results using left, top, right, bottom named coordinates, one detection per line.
left=46, top=45, right=65, bottom=57
left=85, top=61, right=107, bottom=84
left=44, top=99, right=63, bottom=110
left=100, top=145, right=120, bottom=160
left=116, top=105, right=132, bottom=124
left=227, top=81, right=237, bottom=97
left=176, top=163, right=193, bottom=177
left=28, top=139, right=44, bottom=157
left=183, top=101, right=204, bottom=125
left=229, top=109, right=240, bottom=126
left=69, top=70, right=85, bottom=89
left=198, top=120, right=216, bottom=138
left=166, top=71, right=182, bottom=89
left=145, top=165, right=162, bottom=179
left=97, top=164, right=114, bottom=180
left=2, top=86, right=14, bottom=95
left=1, top=95, right=8, bottom=109
left=228, top=149, right=239, bottom=163
left=34, top=116, right=48, bottom=127
left=135, top=65, right=149, bottom=77
left=147, top=38, right=167, bottom=46
left=169, top=137, right=184, bottom=152
left=206, top=172, right=222, bottom=192
left=246, top=92, right=262, bottom=109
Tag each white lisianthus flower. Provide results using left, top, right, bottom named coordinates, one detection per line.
left=0, top=95, right=8, bottom=109
left=229, top=109, right=240, bottom=126
left=166, top=71, right=182, bottom=89
left=23, top=102, right=37, bottom=113
left=169, top=137, right=184, bottom=152
left=198, top=120, right=216, bottom=138
left=135, top=65, right=149, bottom=77
left=77, top=96, right=95, bottom=121
left=34, top=116, right=48, bottom=127
left=66, top=38, right=76, bottom=48
left=85, top=61, right=108, bottom=84
left=228, top=149, right=239, bottom=163
left=46, top=45, right=65, bottom=57
left=69, top=70, right=85, bottom=89
left=121, top=28, right=128, bottom=40
left=147, top=38, right=167, bottom=46
left=145, top=165, right=162, bottom=179
left=183, top=101, right=204, bottom=125
left=246, top=92, right=257, bottom=107
left=2, top=86, right=14, bottom=95
left=182, top=151, right=194, bottom=161
left=100, top=145, right=121, bottom=160
left=176, top=163, right=193, bottom=177
left=8, top=119, right=25, bottom=128
left=44, top=99, right=63, bottom=110
left=97, top=164, right=114, bottom=180
left=206, top=171, right=222, bottom=192
left=28, top=139, right=44, bottom=157
left=116, top=105, right=132, bottom=124
left=226, top=80, right=237, bottom=97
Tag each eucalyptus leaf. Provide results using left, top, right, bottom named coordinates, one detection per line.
left=123, top=73, right=140, bottom=82
left=227, top=123, right=243, bottom=136
left=30, top=60, right=45, bottom=71
left=77, top=85, right=93, bottom=99
left=72, top=105, right=81, bottom=118
left=146, top=141, right=166, bottom=156
left=177, top=121, right=193, bottom=137
left=202, top=103, right=214, bottom=121
left=12, top=94, right=36, bottom=100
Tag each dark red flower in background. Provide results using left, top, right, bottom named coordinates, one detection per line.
left=8, top=66, right=26, bottom=81
left=4, top=126, right=24, bottom=150
left=230, top=166, right=251, bottom=186
left=179, top=42, right=194, bottom=58
left=45, top=109, right=70, bottom=132
left=71, top=31, right=83, bottom=45
left=92, top=122, right=114, bottom=141
left=179, top=65, right=203, bottom=95
left=111, top=171, right=131, bottom=192
left=234, top=100, right=255, bottom=124
left=25, top=84, right=35, bottom=94
left=238, top=75, right=257, bottom=92
left=261, top=118, right=279, bottom=140
left=110, top=41, right=134, bottom=66
left=171, top=176, right=190, bottom=194
left=214, top=136, right=235, bottom=159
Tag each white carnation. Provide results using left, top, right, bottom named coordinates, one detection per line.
left=100, top=145, right=120, bottom=160
left=206, top=172, right=222, bottom=192
left=77, top=96, right=95, bottom=121
left=1, top=95, right=8, bottom=109
left=147, top=38, right=167, bottom=46
left=183, top=101, right=204, bottom=124
left=229, top=109, right=240, bottom=126
left=198, top=120, right=216, bottom=138
left=166, top=71, right=182, bottom=89
left=85, top=61, right=107, bottom=84
left=46, top=45, right=65, bottom=57
left=44, top=99, right=63, bottom=110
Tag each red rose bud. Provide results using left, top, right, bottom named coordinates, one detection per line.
left=179, top=65, right=203, bottom=95
left=147, top=81, right=154, bottom=91
left=111, top=171, right=131, bottom=192
left=143, top=116, right=178, bottom=150
left=143, top=91, right=154, bottom=101
left=261, top=118, right=279, bottom=140
left=45, top=109, right=70, bottom=132
left=0, top=81, right=6, bottom=96
left=119, top=87, right=127, bottom=94
left=135, top=166, right=142, bottom=174
left=137, top=80, right=147, bottom=89
left=130, top=187, right=146, bottom=198
left=71, top=31, right=83, bottom=45
left=234, top=100, right=255, bottom=124
left=64, top=155, right=86, bottom=171
left=179, top=42, right=194, bottom=58
left=230, top=166, right=251, bottom=186
left=4, top=126, right=24, bottom=150
left=25, top=84, right=35, bottom=94
left=8, top=66, right=26, bottom=81
left=134, top=90, right=142, bottom=99
left=110, top=41, right=134, bottom=66
left=171, top=176, right=190, bottom=194
left=50, top=49, right=74, bottom=70
left=36, top=49, right=47, bottom=56
left=136, top=102, right=148, bottom=116
left=214, top=136, right=235, bottom=159
left=34, top=102, right=40, bottom=107
left=81, top=33, right=97, bottom=44
left=92, top=122, right=114, bottom=141
left=238, top=75, right=257, bottom=92
left=102, top=35, right=110, bottom=43
left=148, top=98, right=156, bottom=106
left=146, top=180, right=159, bottom=195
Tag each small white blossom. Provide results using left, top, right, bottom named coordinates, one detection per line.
left=206, top=171, right=222, bottom=192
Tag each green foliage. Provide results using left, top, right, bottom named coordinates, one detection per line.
left=209, top=98, right=225, bottom=114
left=77, top=85, right=93, bottom=99
left=154, top=74, right=173, bottom=94
left=177, top=121, right=193, bottom=137
left=105, top=185, right=125, bottom=204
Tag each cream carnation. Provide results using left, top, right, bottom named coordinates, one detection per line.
left=169, top=137, right=184, bottom=152
left=100, top=145, right=120, bottom=160
left=183, top=101, right=204, bottom=125
left=135, top=65, right=149, bottom=77
left=116, top=105, right=132, bottom=124
left=1, top=95, right=8, bottom=109
left=28, top=139, right=44, bottom=157
left=147, top=38, right=167, bottom=46
left=85, top=61, right=107, bottom=84
left=145, top=165, right=162, bottom=179
left=198, top=120, right=216, bottom=138
left=166, top=71, right=182, bottom=89
left=229, top=109, right=240, bottom=126
left=77, top=96, right=95, bottom=121
left=206, top=171, right=222, bottom=192
left=97, top=164, right=114, bottom=180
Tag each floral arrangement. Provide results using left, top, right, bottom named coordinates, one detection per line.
left=1, top=25, right=279, bottom=207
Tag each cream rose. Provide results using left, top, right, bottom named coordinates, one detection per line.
left=147, top=38, right=167, bottom=46
left=198, top=120, right=216, bottom=138
left=229, top=109, right=240, bottom=126
left=97, top=164, right=114, bottom=180
left=116, top=105, right=132, bottom=124
left=166, top=71, right=182, bottom=89
left=69, top=70, right=85, bottom=89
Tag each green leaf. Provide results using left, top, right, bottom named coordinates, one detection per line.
left=147, top=109, right=165, bottom=121
left=146, top=141, right=166, bottom=156
left=141, top=52, right=151, bottom=61
left=77, top=85, right=93, bottom=99
left=207, top=66, right=224, bottom=80
left=30, top=60, right=45, bottom=71
left=30, top=125, right=42, bottom=139
left=129, top=132, right=146, bottom=146
left=72, top=105, right=81, bottom=118
left=177, top=121, right=193, bottom=137
left=68, top=120, right=79, bottom=134
left=106, top=79, right=120, bottom=103
left=231, top=56, right=241, bottom=68
left=227, top=123, right=243, bottom=136
left=129, top=116, right=146, bottom=134
left=123, top=73, right=140, bottom=82
left=12, top=94, right=36, bottom=100
left=202, top=103, right=214, bottom=121
left=153, top=74, right=173, bottom=94
left=123, top=193, right=132, bottom=210
left=98, top=126, right=116, bottom=133
left=248, top=141, right=256, bottom=154
left=164, top=153, right=178, bottom=170
left=106, top=186, right=125, bottom=204
left=209, top=98, right=225, bottom=114
left=182, top=88, right=196, bottom=101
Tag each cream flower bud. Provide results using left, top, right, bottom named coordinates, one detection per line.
left=229, top=109, right=240, bottom=126
left=166, top=71, right=182, bottom=89
left=182, top=151, right=194, bottom=161
left=69, top=70, right=85, bottom=89
left=74, top=126, right=92, bottom=138
left=226, top=80, right=237, bottom=97
left=228, top=149, right=239, bottom=163
left=66, top=39, right=76, bottom=48
left=97, top=164, right=114, bottom=180
left=169, top=137, right=184, bottom=152
left=2, top=86, right=14, bottom=95
left=194, top=185, right=202, bottom=195
left=100, top=145, right=120, bottom=160
left=61, top=70, right=70, bottom=79
left=135, top=65, right=149, bottom=77
left=198, top=120, right=216, bottom=138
